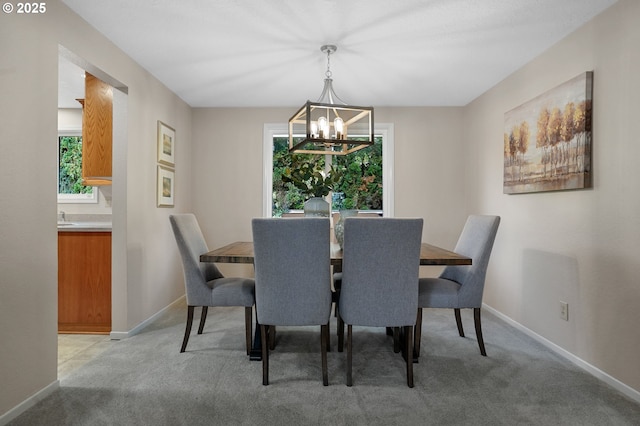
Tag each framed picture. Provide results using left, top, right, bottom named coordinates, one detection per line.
left=157, top=121, right=175, bottom=166
left=157, top=165, right=175, bottom=207
left=503, top=71, right=593, bottom=194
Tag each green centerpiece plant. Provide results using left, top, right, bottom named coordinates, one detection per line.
left=282, top=154, right=344, bottom=216
left=282, top=154, right=343, bottom=199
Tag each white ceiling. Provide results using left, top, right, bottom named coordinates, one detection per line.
left=59, top=0, right=617, bottom=109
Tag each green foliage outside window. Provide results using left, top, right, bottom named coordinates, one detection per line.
left=333, top=137, right=383, bottom=210
left=59, top=136, right=92, bottom=194
left=272, top=136, right=383, bottom=216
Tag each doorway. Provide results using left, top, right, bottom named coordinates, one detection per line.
left=57, top=45, right=128, bottom=375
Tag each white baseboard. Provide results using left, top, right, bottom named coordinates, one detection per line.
left=109, top=295, right=185, bottom=340
left=483, top=303, right=640, bottom=404
left=0, top=380, right=59, bottom=426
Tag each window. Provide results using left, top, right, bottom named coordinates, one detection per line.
left=263, top=123, right=394, bottom=217
left=58, top=131, right=98, bottom=203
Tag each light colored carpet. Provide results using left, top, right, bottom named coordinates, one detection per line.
left=10, top=300, right=640, bottom=425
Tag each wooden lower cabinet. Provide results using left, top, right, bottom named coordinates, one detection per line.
left=58, top=231, right=111, bottom=334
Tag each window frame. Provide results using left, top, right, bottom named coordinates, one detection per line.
left=57, top=129, right=98, bottom=204
left=263, top=122, right=394, bottom=217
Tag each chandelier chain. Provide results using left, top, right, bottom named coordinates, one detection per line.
left=325, top=49, right=332, bottom=79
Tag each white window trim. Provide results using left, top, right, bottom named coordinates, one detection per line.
left=262, top=122, right=394, bottom=218
left=57, top=129, right=98, bottom=204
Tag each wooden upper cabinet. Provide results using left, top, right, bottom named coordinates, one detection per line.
left=82, top=72, right=112, bottom=186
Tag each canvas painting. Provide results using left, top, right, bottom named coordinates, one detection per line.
left=503, top=72, right=593, bottom=194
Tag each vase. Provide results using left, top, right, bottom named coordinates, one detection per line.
left=334, top=209, right=358, bottom=249
left=304, top=197, right=330, bottom=217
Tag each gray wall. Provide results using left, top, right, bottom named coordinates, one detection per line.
left=190, top=106, right=467, bottom=278
left=1, top=1, right=191, bottom=417
left=464, top=0, right=640, bottom=394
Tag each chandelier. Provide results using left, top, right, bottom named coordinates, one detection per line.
left=288, top=45, right=374, bottom=155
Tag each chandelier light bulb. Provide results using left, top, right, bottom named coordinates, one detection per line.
left=334, top=117, right=344, bottom=140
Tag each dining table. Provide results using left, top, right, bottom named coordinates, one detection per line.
left=200, top=241, right=472, bottom=360
left=200, top=241, right=472, bottom=267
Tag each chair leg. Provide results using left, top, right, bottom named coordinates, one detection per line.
left=405, top=325, right=414, bottom=388
left=197, top=306, right=208, bottom=334
left=346, top=325, right=353, bottom=386
left=337, top=314, right=344, bottom=352
left=261, top=325, right=269, bottom=385
left=326, top=317, right=331, bottom=353
left=414, top=308, right=423, bottom=358
left=455, top=308, right=465, bottom=337
left=321, top=324, right=329, bottom=386
left=474, top=308, right=487, bottom=356
left=245, top=307, right=252, bottom=355
left=269, top=326, right=276, bottom=350
left=180, top=305, right=195, bottom=353
left=393, top=327, right=400, bottom=353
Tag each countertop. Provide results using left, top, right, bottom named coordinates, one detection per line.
left=57, top=222, right=112, bottom=232
left=57, top=214, right=112, bottom=232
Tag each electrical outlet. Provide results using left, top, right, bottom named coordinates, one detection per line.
left=560, top=301, right=569, bottom=321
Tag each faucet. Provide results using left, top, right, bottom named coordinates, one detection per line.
left=59, top=211, right=66, bottom=222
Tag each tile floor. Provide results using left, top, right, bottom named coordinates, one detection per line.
left=58, top=334, right=112, bottom=378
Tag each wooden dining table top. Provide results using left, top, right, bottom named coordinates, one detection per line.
left=200, top=241, right=472, bottom=266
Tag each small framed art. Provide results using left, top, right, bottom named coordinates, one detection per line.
left=157, top=165, right=175, bottom=207
left=157, top=121, right=175, bottom=166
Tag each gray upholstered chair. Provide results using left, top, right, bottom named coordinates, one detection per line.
left=331, top=212, right=381, bottom=319
left=169, top=214, right=255, bottom=354
left=252, top=218, right=332, bottom=386
left=338, top=218, right=423, bottom=387
left=415, top=215, right=500, bottom=357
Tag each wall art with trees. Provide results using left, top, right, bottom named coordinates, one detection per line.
left=504, top=71, right=593, bottom=194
